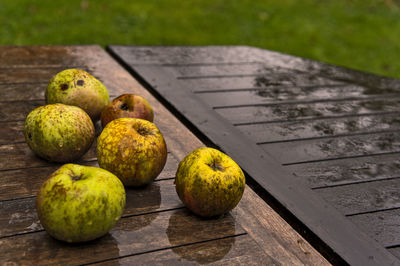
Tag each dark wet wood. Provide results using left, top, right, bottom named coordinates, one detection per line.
left=348, top=208, right=400, bottom=248
left=237, top=113, right=400, bottom=143
left=216, top=98, right=400, bottom=125
left=108, top=45, right=400, bottom=265
left=314, top=179, right=400, bottom=215
left=261, top=131, right=400, bottom=164
left=287, top=153, right=400, bottom=188
left=0, top=46, right=328, bottom=265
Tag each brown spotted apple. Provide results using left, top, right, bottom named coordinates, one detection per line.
left=36, top=164, right=126, bottom=243
left=24, top=103, right=95, bottom=162
left=175, top=147, right=245, bottom=217
left=45, top=69, right=110, bottom=120
left=101, top=94, right=154, bottom=128
left=97, top=118, right=167, bottom=187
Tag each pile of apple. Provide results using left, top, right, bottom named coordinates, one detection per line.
left=26, top=69, right=245, bottom=244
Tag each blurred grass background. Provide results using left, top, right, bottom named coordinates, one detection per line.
left=1, top=0, right=399, bottom=78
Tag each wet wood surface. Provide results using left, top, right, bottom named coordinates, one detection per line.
left=108, top=45, right=400, bottom=265
left=0, top=46, right=328, bottom=265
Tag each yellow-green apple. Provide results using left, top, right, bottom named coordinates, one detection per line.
left=175, top=147, right=245, bottom=217
left=101, top=94, right=154, bottom=128
left=24, top=103, right=95, bottom=162
left=45, top=69, right=109, bottom=120
left=97, top=118, right=167, bottom=187
left=36, top=164, right=126, bottom=243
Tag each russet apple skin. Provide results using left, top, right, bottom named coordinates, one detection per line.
left=24, top=103, right=95, bottom=162
left=45, top=69, right=110, bottom=121
left=97, top=118, right=167, bottom=187
left=175, top=147, right=245, bottom=217
left=101, top=94, right=154, bottom=128
left=36, top=164, right=126, bottom=243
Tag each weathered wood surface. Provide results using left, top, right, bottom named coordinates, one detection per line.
left=0, top=46, right=328, bottom=265
left=108, top=45, right=400, bottom=265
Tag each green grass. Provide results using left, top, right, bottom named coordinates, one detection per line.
left=1, top=0, right=400, bottom=78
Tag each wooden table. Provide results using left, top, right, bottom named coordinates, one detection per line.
left=0, top=46, right=329, bottom=265
left=107, top=45, right=400, bottom=266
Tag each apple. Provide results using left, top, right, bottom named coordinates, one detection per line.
left=24, top=103, right=95, bottom=162
left=45, top=69, right=110, bottom=120
left=175, top=147, right=245, bottom=217
left=36, top=164, right=126, bottom=243
left=97, top=118, right=167, bottom=187
left=101, top=94, right=154, bottom=128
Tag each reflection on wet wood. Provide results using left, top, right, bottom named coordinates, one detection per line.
left=0, top=209, right=244, bottom=265
left=95, top=234, right=276, bottom=265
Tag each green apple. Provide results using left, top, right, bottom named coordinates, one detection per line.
left=24, top=103, right=95, bottom=162
left=36, top=164, right=126, bottom=243
left=45, top=69, right=110, bottom=120
left=175, top=147, right=245, bottom=217
left=97, top=118, right=167, bottom=187
left=101, top=94, right=154, bottom=128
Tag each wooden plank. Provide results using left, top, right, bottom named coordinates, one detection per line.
left=0, top=83, right=47, bottom=101
left=0, top=46, right=84, bottom=67
left=0, top=141, right=97, bottom=170
left=0, top=121, right=25, bottom=144
left=179, top=75, right=341, bottom=93
left=236, top=113, right=400, bottom=143
left=348, top=208, right=400, bottom=248
left=104, top=46, right=268, bottom=65
left=94, top=234, right=277, bottom=265
left=286, top=153, right=400, bottom=188
left=313, top=179, right=400, bottom=215
left=0, top=178, right=182, bottom=238
left=195, top=84, right=391, bottom=107
left=0, top=208, right=244, bottom=265
left=261, top=131, right=400, bottom=164
left=0, top=100, right=44, bottom=122
left=0, top=153, right=177, bottom=202
left=216, top=98, right=400, bottom=125
left=0, top=67, right=87, bottom=84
